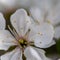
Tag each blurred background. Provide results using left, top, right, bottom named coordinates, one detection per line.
left=0, top=0, right=60, bottom=60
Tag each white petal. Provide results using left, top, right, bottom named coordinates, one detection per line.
left=46, top=5, right=60, bottom=26
left=54, top=26, right=60, bottom=39
left=28, top=23, right=54, bottom=48
left=0, top=13, right=6, bottom=29
left=1, top=48, right=22, bottom=60
left=24, top=46, right=42, bottom=60
left=32, top=47, right=51, bottom=60
left=0, top=30, right=16, bottom=50
left=30, top=0, right=53, bottom=11
left=40, top=0, right=52, bottom=10
left=29, top=7, right=44, bottom=24
left=35, top=40, right=56, bottom=48
left=24, top=46, right=51, bottom=60
left=10, top=9, right=31, bottom=36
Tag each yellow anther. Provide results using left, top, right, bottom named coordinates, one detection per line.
left=25, top=42, right=27, bottom=44
left=19, top=39, right=24, bottom=44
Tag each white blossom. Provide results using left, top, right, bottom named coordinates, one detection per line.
left=0, top=9, right=54, bottom=60
left=29, top=2, right=60, bottom=39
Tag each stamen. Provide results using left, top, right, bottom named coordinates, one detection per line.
left=13, top=29, right=20, bottom=40
left=29, top=41, right=34, bottom=46
left=8, top=25, right=34, bottom=50
left=8, top=25, right=24, bottom=49
left=8, top=25, right=15, bottom=36
left=8, top=25, right=19, bottom=40
left=8, top=25, right=19, bottom=42
left=19, top=39, right=24, bottom=44
left=24, top=29, right=31, bottom=38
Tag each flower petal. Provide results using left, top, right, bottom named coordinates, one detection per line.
left=0, top=30, right=16, bottom=50
left=1, top=48, right=22, bottom=60
left=29, top=7, right=44, bottom=24
left=35, top=40, right=56, bottom=48
left=0, top=13, right=6, bottom=30
left=32, top=47, right=51, bottom=60
left=10, top=9, right=31, bottom=36
left=24, top=46, right=51, bottom=60
left=28, top=23, right=54, bottom=48
left=54, top=26, right=60, bottom=39
left=30, top=0, right=54, bottom=12
left=46, top=5, right=60, bottom=26
left=24, top=46, right=42, bottom=60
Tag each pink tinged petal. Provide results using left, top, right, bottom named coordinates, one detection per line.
left=0, top=30, right=16, bottom=50
left=28, top=23, right=54, bottom=48
left=29, top=7, right=44, bottom=24
left=54, top=26, right=60, bottom=39
left=1, top=48, right=22, bottom=60
left=0, top=13, right=6, bottom=30
left=24, top=46, right=42, bottom=60
left=10, top=9, right=31, bottom=36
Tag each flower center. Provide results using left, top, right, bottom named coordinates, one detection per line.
left=18, top=38, right=28, bottom=48
left=8, top=25, right=34, bottom=49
